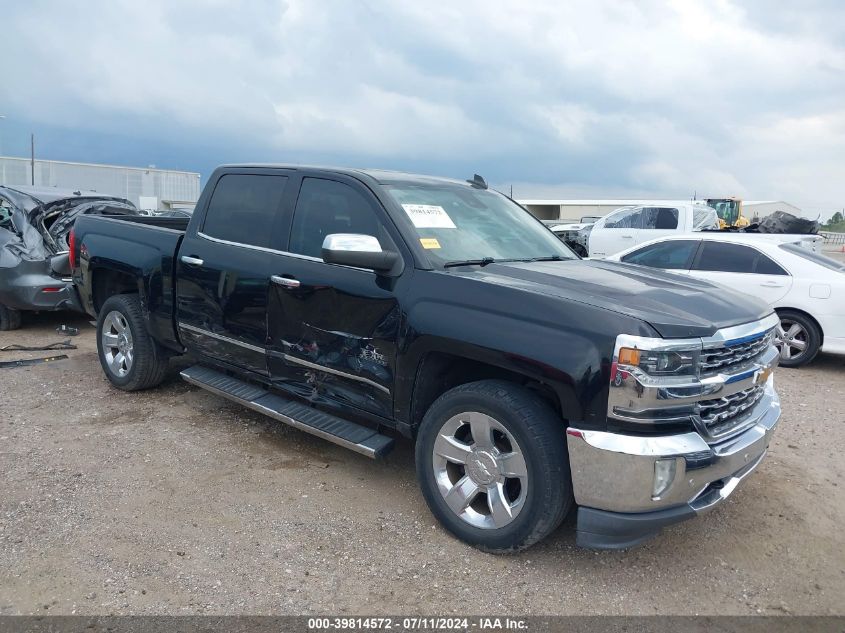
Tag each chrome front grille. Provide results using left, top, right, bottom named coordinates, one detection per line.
left=697, top=384, right=765, bottom=439
left=700, top=329, right=775, bottom=376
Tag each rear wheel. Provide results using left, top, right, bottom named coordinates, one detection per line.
left=775, top=309, right=821, bottom=368
left=0, top=304, right=22, bottom=331
left=97, top=294, right=169, bottom=390
left=415, top=380, right=572, bottom=552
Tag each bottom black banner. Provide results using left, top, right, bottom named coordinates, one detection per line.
left=0, top=616, right=843, bottom=633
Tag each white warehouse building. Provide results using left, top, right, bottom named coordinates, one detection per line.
left=518, top=199, right=805, bottom=222
left=0, top=156, right=201, bottom=212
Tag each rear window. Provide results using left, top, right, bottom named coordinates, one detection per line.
left=779, top=243, right=845, bottom=272
left=202, top=174, right=288, bottom=248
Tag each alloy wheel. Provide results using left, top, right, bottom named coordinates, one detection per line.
left=432, top=411, right=528, bottom=529
left=101, top=310, right=134, bottom=377
left=775, top=318, right=808, bottom=362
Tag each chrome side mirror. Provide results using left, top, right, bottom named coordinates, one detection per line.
left=321, top=233, right=400, bottom=274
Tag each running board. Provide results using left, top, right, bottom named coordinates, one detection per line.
left=180, top=365, right=395, bottom=459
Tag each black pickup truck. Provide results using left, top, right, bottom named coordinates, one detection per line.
left=71, top=165, right=782, bottom=551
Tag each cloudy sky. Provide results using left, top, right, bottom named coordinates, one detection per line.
left=2, top=0, right=844, bottom=216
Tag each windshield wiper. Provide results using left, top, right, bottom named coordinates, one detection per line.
left=496, top=255, right=570, bottom=263
left=524, top=255, right=569, bottom=262
left=443, top=257, right=497, bottom=268
left=443, top=255, right=571, bottom=268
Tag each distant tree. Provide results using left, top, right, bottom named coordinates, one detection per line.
left=822, top=210, right=845, bottom=232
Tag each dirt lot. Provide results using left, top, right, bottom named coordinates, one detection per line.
left=1, top=312, right=843, bottom=616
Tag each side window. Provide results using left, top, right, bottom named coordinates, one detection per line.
left=603, top=207, right=643, bottom=229
left=754, top=253, right=788, bottom=275
left=202, top=174, right=288, bottom=248
left=642, top=207, right=679, bottom=230
left=621, top=240, right=698, bottom=270
left=289, top=178, right=383, bottom=259
left=694, top=241, right=786, bottom=274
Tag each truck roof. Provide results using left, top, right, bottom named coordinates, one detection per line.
left=216, top=164, right=477, bottom=188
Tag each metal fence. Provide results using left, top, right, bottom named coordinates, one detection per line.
left=820, top=231, right=845, bottom=252
left=0, top=156, right=201, bottom=210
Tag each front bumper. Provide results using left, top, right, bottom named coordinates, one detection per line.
left=567, top=374, right=780, bottom=549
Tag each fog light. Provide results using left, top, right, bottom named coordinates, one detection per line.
left=652, top=458, right=677, bottom=499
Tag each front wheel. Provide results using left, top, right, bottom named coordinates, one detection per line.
left=415, top=380, right=572, bottom=552
left=97, top=294, right=169, bottom=390
left=775, top=309, right=821, bottom=368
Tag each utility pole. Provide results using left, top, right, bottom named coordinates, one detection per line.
left=30, top=133, right=35, bottom=185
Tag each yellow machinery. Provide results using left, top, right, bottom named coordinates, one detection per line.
left=706, top=198, right=750, bottom=229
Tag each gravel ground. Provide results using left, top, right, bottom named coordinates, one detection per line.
left=0, top=311, right=843, bottom=616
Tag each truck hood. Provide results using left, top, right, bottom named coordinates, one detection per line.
left=460, top=259, right=771, bottom=338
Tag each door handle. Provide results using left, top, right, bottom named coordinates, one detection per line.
left=271, top=275, right=301, bottom=289
left=760, top=281, right=784, bottom=288
left=180, top=255, right=204, bottom=266
left=621, top=235, right=634, bottom=239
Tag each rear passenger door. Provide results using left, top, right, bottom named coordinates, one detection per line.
left=640, top=206, right=680, bottom=241
left=175, top=169, right=293, bottom=375
left=688, top=241, right=793, bottom=304
left=266, top=173, right=404, bottom=420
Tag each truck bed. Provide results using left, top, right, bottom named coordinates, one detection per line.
left=110, top=215, right=191, bottom=232
left=71, top=213, right=187, bottom=351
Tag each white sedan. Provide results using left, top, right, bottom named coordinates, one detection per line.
left=607, top=233, right=845, bottom=367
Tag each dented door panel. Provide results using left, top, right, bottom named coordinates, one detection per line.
left=267, top=258, right=399, bottom=418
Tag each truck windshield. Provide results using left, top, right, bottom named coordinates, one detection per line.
left=385, top=184, right=577, bottom=267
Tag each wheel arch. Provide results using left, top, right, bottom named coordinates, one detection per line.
left=91, top=266, right=143, bottom=315
left=404, top=345, right=581, bottom=438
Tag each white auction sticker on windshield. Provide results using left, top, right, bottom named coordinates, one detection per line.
left=402, top=204, right=457, bottom=229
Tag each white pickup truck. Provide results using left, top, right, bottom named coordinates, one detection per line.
left=587, top=204, right=822, bottom=258
left=588, top=204, right=719, bottom=258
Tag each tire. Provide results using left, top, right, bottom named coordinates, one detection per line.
left=96, top=294, right=169, bottom=390
left=0, top=304, right=23, bottom=331
left=415, top=380, right=573, bottom=553
left=775, top=309, right=821, bottom=368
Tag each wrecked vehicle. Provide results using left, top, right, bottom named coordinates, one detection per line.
left=0, top=186, right=138, bottom=330
left=71, top=165, right=781, bottom=551
left=543, top=217, right=599, bottom=257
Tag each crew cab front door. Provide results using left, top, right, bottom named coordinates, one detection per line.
left=266, top=174, right=403, bottom=419
left=589, top=206, right=644, bottom=257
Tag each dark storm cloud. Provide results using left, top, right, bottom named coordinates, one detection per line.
left=1, top=0, right=843, bottom=213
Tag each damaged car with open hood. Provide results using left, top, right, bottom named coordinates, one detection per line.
left=0, top=186, right=138, bottom=330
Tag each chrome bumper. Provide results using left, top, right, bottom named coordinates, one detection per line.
left=567, top=373, right=780, bottom=515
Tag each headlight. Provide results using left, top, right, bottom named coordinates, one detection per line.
left=617, top=346, right=698, bottom=377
